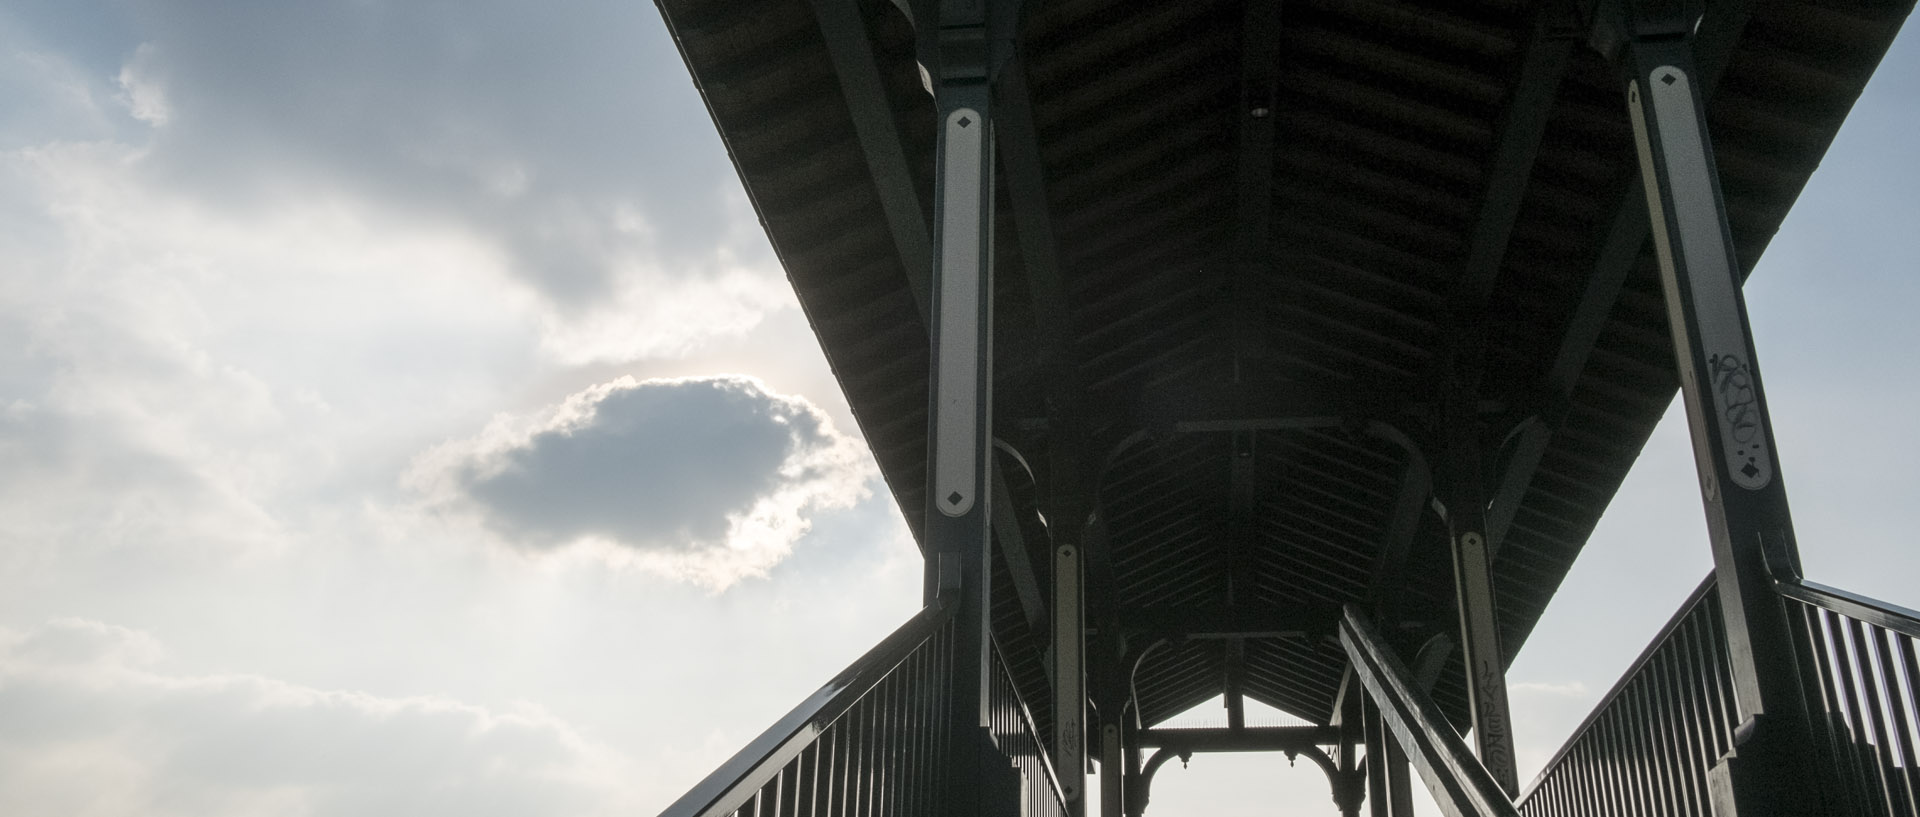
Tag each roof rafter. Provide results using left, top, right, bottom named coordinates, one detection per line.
left=1229, top=0, right=1283, bottom=372
left=1363, top=4, right=1571, bottom=616
left=809, top=0, right=932, bottom=326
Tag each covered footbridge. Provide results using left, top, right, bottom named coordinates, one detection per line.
left=656, top=0, right=1919, bottom=814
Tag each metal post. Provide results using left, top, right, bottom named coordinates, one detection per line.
left=1441, top=388, right=1520, bottom=796
left=916, top=1, right=1005, bottom=813
left=1614, top=4, right=1817, bottom=812
left=1224, top=430, right=1254, bottom=731
left=1364, top=694, right=1415, bottom=817
left=1100, top=721, right=1124, bottom=817
left=1047, top=419, right=1090, bottom=815
left=1364, top=695, right=1389, bottom=817
left=1055, top=538, right=1086, bottom=813
left=1094, top=642, right=1129, bottom=817
left=1334, top=677, right=1366, bottom=817
left=1121, top=720, right=1143, bottom=817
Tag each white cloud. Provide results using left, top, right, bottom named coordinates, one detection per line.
left=0, top=618, right=642, bottom=817
left=114, top=44, right=168, bottom=127
left=0, top=139, right=537, bottom=569
left=1507, top=680, right=1587, bottom=698
left=411, top=375, right=873, bottom=589
left=85, top=0, right=793, bottom=362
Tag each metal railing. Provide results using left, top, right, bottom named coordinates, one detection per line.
left=1515, top=575, right=1736, bottom=817
left=1515, top=571, right=1920, bottom=817
left=988, top=638, right=1070, bottom=817
left=1339, top=604, right=1520, bottom=817
left=660, top=600, right=957, bottom=817
left=1782, top=576, right=1920, bottom=817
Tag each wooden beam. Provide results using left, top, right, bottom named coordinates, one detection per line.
left=1114, top=602, right=1340, bottom=639
left=1453, top=16, right=1573, bottom=305
left=1229, top=0, right=1284, bottom=370
left=1481, top=0, right=1756, bottom=557
left=991, top=459, right=1051, bottom=647
left=808, top=0, right=932, bottom=327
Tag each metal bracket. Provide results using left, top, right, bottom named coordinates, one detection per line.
left=1585, top=0, right=1704, bottom=63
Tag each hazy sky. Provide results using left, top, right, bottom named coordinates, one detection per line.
left=0, top=3, right=1912, bottom=815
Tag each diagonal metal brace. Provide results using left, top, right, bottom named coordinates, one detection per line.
left=1338, top=605, right=1519, bottom=817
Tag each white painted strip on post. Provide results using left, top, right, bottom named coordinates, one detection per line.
left=1647, top=68, right=1773, bottom=492
left=935, top=107, right=985, bottom=517
left=1054, top=544, right=1084, bottom=802
left=1628, top=79, right=1717, bottom=499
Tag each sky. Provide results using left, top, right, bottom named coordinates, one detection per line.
left=0, top=2, right=1912, bottom=816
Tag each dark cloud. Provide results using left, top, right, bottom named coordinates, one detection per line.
left=423, top=376, right=868, bottom=585
left=463, top=377, right=816, bottom=546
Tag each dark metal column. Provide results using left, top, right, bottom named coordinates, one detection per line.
left=1224, top=430, right=1256, bottom=730
left=1054, top=505, right=1087, bottom=813
left=1122, top=720, right=1144, bottom=817
left=1333, top=676, right=1366, bottom=817
left=1223, top=0, right=1281, bottom=734
left=1441, top=388, right=1520, bottom=796
left=1609, top=3, right=1818, bottom=813
left=914, top=1, right=1013, bottom=813
left=1363, top=694, right=1415, bottom=817
left=1097, top=676, right=1126, bottom=817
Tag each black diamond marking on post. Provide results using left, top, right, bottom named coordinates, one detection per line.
left=957, top=116, right=972, bottom=128
left=948, top=491, right=965, bottom=506
left=1742, top=462, right=1759, bottom=479
left=1660, top=72, right=1677, bottom=86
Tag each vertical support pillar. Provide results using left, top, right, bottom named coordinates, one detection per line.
left=1122, top=720, right=1143, bottom=817
left=1094, top=643, right=1129, bottom=817
left=1055, top=534, right=1086, bottom=813
left=1099, top=721, right=1124, bottom=817
left=1333, top=675, right=1366, bottom=817
left=916, top=1, right=1006, bottom=814
left=1363, top=695, right=1389, bottom=817
left=1441, top=388, right=1520, bottom=796
left=1224, top=430, right=1255, bottom=731
left=1048, top=420, right=1090, bottom=815
left=1614, top=5, right=1816, bottom=812
left=1363, top=694, right=1415, bottom=817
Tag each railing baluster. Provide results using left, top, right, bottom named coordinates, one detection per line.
left=795, top=743, right=817, bottom=817
left=1661, top=650, right=1693, bottom=815
left=1891, top=634, right=1920, bottom=817
left=1629, top=681, right=1657, bottom=817
left=1602, top=705, right=1630, bottom=815
left=887, top=672, right=900, bottom=817
left=1573, top=741, right=1596, bottom=817
left=856, top=692, right=874, bottom=817
left=917, top=641, right=933, bottom=817
left=1828, top=608, right=1885, bottom=813
left=1701, top=595, right=1736, bottom=754
left=1868, top=624, right=1918, bottom=817
left=1814, top=605, right=1852, bottom=811
left=1850, top=618, right=1900, bottom=815
left=1611, top=686, right=1638, bottom=817
left=1650, top=648, right=1692, bottom=815
left=1673, top=615, right=1710, bottom=811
